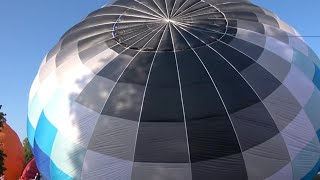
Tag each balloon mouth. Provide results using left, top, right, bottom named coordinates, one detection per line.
left=111, top=0, right=229, bottom=52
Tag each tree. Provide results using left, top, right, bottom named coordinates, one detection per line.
left=0, top=105, right=7, bottom=176
left=23, top=138, right=33, bottom=165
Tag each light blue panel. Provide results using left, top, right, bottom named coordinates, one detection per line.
left=308, top=47, right=320, bottom=68
left=28, top=93, right=43, bottom=128
left=50, top=160, right=74, bottom=180
left=292, top=135, right=320, bottom=180
left=292, top=49, right=315, bottom=80
left=50, top=132, right=87, bottom=179
left=304, top=88, right=320, bottom=131
left=43, top=88, right=70, bottom=126
left=27, top=117, right=35, bottom=148
left=34, top=111, right=58, bottom=156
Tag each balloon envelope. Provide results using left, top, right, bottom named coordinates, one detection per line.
left=27, top=0, right=320, bottom=179
left=20, top=158, right=40, bottom=180
left=0, top=123, right=24, bottom=180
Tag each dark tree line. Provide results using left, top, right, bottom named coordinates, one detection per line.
left=0, top=105, right=7, bottom=176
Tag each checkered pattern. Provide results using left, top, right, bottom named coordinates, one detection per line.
left=27, top=0, right=320, bottom=179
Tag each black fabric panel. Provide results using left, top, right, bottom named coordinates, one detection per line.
left=219, top=20, right=238, bottom=44
left=224, top=12, right=259, bottom=23
left=195, top=46, right=261, bottom=114
left=101, top=52, right=155, bottom=120
left=191, top=153, right=248, bottom=180
left=134, top=122, right=189, bottom=163
left=140, top=51, right=184, bottom=122
left=209, top=41, right=255, bottom=72
left=227, top=37, right=265, bottom=60
left=241, top=62, right=282, bottom=100
left=118, top=52, right=155, bottom=85
left=230, top=102, right=280, bottom=151
left=176, top=49, right=241, bottom=162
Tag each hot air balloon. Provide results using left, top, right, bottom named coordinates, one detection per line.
left=0, top=123, right=25, bottom=180
left=20, top=158, right=40, bottom=180
left=27, top=0, right=320, bottom=179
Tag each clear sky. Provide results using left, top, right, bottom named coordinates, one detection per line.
left=1, top=0, right=320, bottom=140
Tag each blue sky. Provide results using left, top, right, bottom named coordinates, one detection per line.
left=1, top=0, right=320, bottom=140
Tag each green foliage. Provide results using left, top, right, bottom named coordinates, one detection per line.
left=0, top=105, right=7, bottom=176
left=23, top=138, right=33, bottom=165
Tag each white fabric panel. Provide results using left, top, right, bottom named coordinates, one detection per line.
left=43, top=88, right=70, bottom=130
left=38, top=55, right=56, bottom=82
left=28, top=74, right=40, bottom=108
left=56, top=56, right=95, bottom=101
left=81, top=150, right=133, bottom=180
left=37, top=71, right=58, bottom=107
left=84, top=48, right=119, bottom=74
left=59, top=102, right=99, bottom=147
left=281, top=110, right=316, bottom=160
left=283, top=66, right=314, bottom=106
left=265, top=37, right=293, bottom=63
left=28, top=93, right=43, bottom=129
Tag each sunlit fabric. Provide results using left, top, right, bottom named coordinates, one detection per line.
left=0, top=123, right=25, bottom=180
left=27, top=0, right=320, bottom=179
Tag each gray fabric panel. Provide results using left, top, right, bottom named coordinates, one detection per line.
left=235, top=28, right=266, bottom=48
left=134, top=122, right=189, bottom=163
left=55, top=41, right=79, bottom=67
left=81, top=150, right=133, bottom=180
left=83, top=48, right=119, bottom=75
left=283, top=66, right=314, bottom=106
left=263, top=24, right=289, bottom=44
left=243, top=134, right=290, bottom=180
left=88, top=115, right=138, bottom=161
left=75, top=75, right=115, bottom=113
left=131, top=162, right=192, bottom=180
left=230, top=102, right=279, bottom=151
left=78, top=41, right=110, bottom=63
left=263, top=85, right=302, bottom=131
left=265, top=37, right=293, bottom=63
left=257, top=49, right=291, bottom=82
left=265, top=163, right=293, bottom=180
left=241, top=61, right=281, bottom=100
left=191, top=153, right=247, bottom=180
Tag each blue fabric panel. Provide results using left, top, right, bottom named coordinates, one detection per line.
left=301, top=159, right=320, bottom=180
left=50, top=160, right=74, bottom=180
left=313, top=65, right=320, bottom=91
left=34, top=111, right=58, bottom=156
left=34, top=141, right=51, bottom=179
